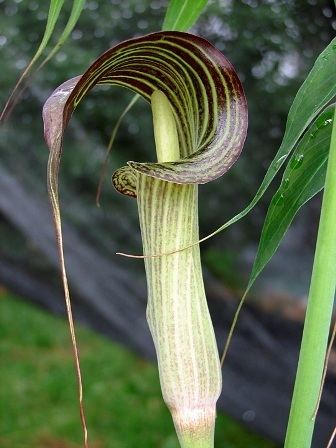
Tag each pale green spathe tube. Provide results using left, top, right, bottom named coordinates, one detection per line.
left=136, top=90, right=222, bottom=447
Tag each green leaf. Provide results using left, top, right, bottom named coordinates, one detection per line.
left=248, top=104, right=335, bottom=290
left=1, top=0, right=85, bottom=122
left=198, top=37, right=336, bottom=245
left=220, top=105, right=336, bottom=367
left=31, top=0, right=65, bottom=61
left=162, top=0, right=208, bottom=31
left=1, top=0, right=64, bottom=120
left=37, top=0, right=86, bottom=70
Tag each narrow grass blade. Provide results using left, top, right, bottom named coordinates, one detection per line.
left=197, top=37, right=336, bottom=245
left=37, top=0, right=85, bottom=70
left=163, top=0, right=208, bottom=31
left=248, top=104, right=335, bottom=289
left=1, top=0, right=65, bottom=121
left=28, top=0, right=65, bottom=59
left=284, top=108, right=336, bottom=448
left=220, top=105, right=335, bottom=366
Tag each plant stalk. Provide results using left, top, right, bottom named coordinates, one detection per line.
left=136, top=91, right=222, bottom=447
left=284, top=109, right=336, bottom=448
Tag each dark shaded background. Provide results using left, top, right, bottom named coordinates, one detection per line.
left=0, top=0, right=336, bottom=446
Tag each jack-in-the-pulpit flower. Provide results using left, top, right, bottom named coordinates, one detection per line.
left=43, top=31, right=247, bottom=447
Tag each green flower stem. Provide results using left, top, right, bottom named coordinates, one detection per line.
left=151, top=90, right=180, bottom=163
left=136, top=91, right=222, bottom=447
left=285, top=109, right=336, bottom=448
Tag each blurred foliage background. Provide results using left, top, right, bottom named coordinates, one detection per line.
left=0, top=0, right=335, bottom=447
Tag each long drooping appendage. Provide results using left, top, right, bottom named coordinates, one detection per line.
left=136, top=91, right=222, bottom=448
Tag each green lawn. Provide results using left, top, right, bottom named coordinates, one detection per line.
left=0, top=292, right=277, bottom=448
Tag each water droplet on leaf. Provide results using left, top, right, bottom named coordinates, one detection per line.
left=282, top=177, right=290, bottom=190
left=290, top=154, right=304, bottom=169
left=275, top=193, right=285, bottom=207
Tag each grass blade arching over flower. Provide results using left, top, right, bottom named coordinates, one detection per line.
left=248, top=104, right=335, bottom=291
left=42, top=31, right=247, bottom=446
left=191, top=36, right=336, bottom=246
